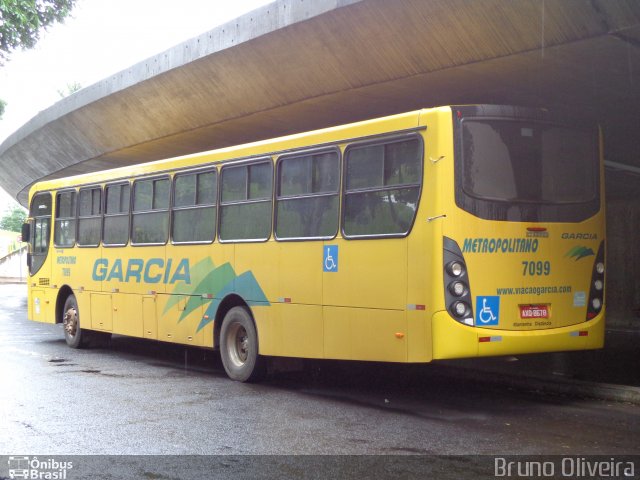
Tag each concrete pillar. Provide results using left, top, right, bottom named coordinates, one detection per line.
left=605, top=174, right=640, bottom=328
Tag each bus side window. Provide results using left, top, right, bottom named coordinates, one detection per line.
left=104, top=183, right=130, bottom=246
left=77, top=187, right=102, bottom=247
left=275, top=150, right=339, bottom=240
left=219, top=161, right=273, bottom=242
left=172, top=169, right=217, bottom=243
left=54, top=190, right=77, bottom=247
left=131, top=177, right=170, bottom=245
left=343, top=137, right=422, bottom=237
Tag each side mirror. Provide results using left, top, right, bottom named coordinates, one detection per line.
left=21, top=222, right=31, bottom=243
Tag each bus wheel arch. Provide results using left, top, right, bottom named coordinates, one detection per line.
left=55, top=285, right=74, bottom=325
left=215, top=295, right=266, bottom=382
left=213, top=294, right=248, bottom=350
left=61, top=291, right=89, bottom=349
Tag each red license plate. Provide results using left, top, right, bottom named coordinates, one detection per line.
left=519, top=304, right=550, bottom=319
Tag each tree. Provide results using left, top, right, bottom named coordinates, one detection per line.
left=57, top=81, right=82, bottom=98
left=0, top=0, right=76, bottom=65
left=0, top=204, right=27, bottom=232
left=0, top=98, right=5, bottom=119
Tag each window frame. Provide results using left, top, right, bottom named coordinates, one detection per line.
left=131, top=175, right=171, bottom=246
left=341, top=133, right=424, bottom=240
left=171, top=166, right=218, bottom=245
left=28, top=191, right=52, bottom=275
left=53, top=188, right=78, bottom=248
left=76, top=185, right=103, bottom=248
left=274, top=146, right=341, bottom=242
left=103, top=181, right=131, bottom=248
left=218, top=158, right=274, bottom=243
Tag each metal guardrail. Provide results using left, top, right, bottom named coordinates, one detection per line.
left=0, top=244, right=27, bottom=265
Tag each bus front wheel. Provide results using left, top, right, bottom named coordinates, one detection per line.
left=220, top=306, right=266, bottom=382
left=62, top=294, right=90, bottom=349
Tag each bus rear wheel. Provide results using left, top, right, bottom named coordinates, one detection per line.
left=220, top=306, right=266, bottom=382
left=62, top=294, right=90, bottom=349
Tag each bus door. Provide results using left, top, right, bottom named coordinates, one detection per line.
left=26, top=192, right=53, bottom=323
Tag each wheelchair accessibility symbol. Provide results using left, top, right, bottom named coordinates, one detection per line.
left=323, top=245, right=338, bottom=272
left=476, top=296, right=500, bottom=326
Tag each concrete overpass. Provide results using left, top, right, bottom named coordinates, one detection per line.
left=0, top=0, right=639, bottom=322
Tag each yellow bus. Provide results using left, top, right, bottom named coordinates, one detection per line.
left=22, top=105, right=605, bottom=382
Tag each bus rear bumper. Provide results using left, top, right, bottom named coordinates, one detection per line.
left=432, top=310, right=605, bottom=360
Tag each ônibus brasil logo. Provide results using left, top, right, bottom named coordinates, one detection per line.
left=8, top=456, right=73, bottom=479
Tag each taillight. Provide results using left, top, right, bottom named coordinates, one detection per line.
left=586, top=242, right=605, bottom=320
left=444, top=237, right=474, bottom=325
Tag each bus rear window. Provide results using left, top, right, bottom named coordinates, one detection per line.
left=457, top=119, right=600, bottom=222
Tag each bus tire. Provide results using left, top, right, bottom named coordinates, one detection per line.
left=220, top=306, right=266, bottom=382
left=62, top=294, right=90, bottom=349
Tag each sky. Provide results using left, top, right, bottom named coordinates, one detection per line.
left=0, top=0, right=271, bottom=213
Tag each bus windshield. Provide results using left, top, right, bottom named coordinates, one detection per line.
left=456, top=116, right=600, bottom=222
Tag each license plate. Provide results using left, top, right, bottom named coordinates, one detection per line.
left=519, top=304, right=550, bottom=319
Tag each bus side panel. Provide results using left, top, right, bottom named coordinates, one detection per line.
left=324, top=307, right=407, bottom=362
left=153, top=244, right=233, bottom=347
left=322, top=239, right=407, bottom=311
left=90, top=293, right=112, bottom=331
left=406, top=311, right=429, bottom=362
left=254, top=304, right=279, bottom=356
left=74, top=290, right=91, bottom=331
left=28, top=289, right=51, bottom=323
left=269, top=241, right=325, bottom=357
left=56, top=246, right=101, bottom=295
left=234, top=242, right=279, bottom=353
left=101, top=245, right=167, bottom=296
left=233, top=242, right=277, bottom=303
left=157, top=294, right=205, bottom=346
left=406, top=214, right=431, bottom=362
left=406, top=109, right=455, bottom=362
left=113, top=294, right=143, bottom=338
left=278, top=241, right=323, bottom=306
left=142, top=295, right=157, bottom=340
left=278, top=304, right=323, bottom=358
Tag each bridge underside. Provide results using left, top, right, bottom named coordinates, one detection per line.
left=1, top=0, right=639, bottom=206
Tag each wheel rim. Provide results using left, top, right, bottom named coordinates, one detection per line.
left=63, top=306, right=78, bottom=338
left=225, top=322, right=249, bottom=367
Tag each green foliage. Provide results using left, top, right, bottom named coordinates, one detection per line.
left=0, top=0, right=76, bottom=64
left=0, top=204, right=27, bottom=232
left=57, top=81, right=82, bottom=98
left=0, top=98, right=6, bottom=118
